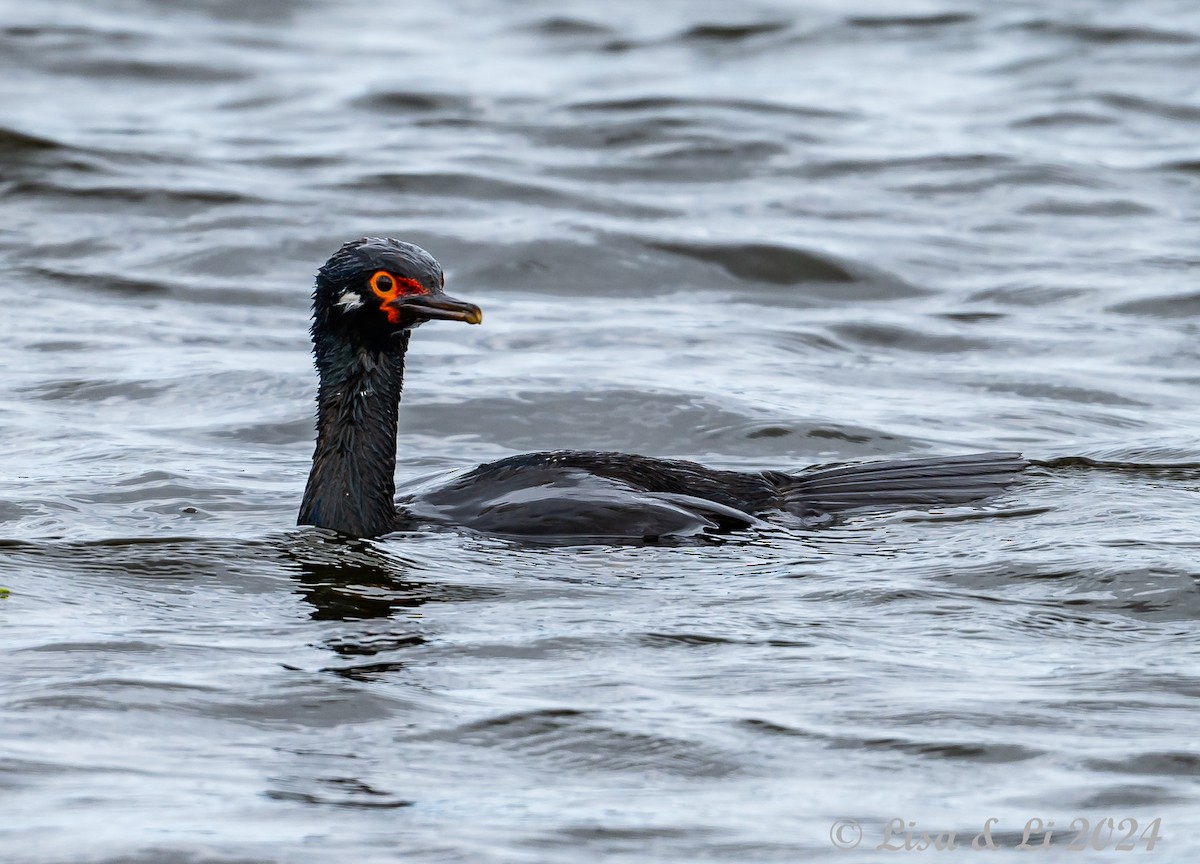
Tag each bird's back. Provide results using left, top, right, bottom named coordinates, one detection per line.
left=398, top=450, right=1026, bottom=541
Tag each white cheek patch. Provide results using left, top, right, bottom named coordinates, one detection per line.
left=336, top=290, right=363, bottom=311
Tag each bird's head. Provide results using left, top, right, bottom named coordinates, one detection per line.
left=311, top=238, right=482, bottom=353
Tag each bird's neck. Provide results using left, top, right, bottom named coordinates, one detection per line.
left=298, top=335, right=409, bottom=538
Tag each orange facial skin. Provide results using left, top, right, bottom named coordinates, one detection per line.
left=369, top=270, right=428, bottom=323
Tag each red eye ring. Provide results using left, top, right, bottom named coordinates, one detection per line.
left=370, top=272, right=395, bottom=296
left=369, top=270, right=428, bottom=323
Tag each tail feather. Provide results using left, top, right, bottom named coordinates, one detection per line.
left=779, top=451, right=1026, bottom=517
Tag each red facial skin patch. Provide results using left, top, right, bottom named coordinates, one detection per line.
left=369, top=270, right=428, bottom=324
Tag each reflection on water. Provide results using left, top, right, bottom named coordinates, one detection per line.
left=2, top=0, right=1200, bottom=861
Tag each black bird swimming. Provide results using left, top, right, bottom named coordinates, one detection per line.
left=298, top=238, right=1025, bottom=541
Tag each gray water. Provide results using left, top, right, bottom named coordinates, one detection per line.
left=2, top=0, right=1200, bottom=861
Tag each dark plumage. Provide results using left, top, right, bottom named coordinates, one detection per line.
left=298, top=238, right=1026, bottom=541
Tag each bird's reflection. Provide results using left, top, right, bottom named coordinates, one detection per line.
left=275, top=529, right=504, bottom=679
left=280, top=530, right=433, bottom=622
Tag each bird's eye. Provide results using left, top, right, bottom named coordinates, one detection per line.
left=368, top=270, right=429, bottom=324
left=371, top=272, right=395, bottom=295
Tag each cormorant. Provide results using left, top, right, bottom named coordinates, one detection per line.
left=298, top=238, right=1025, bottom=541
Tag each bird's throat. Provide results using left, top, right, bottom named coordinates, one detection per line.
left=298, top=336, right=409, bottom=538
